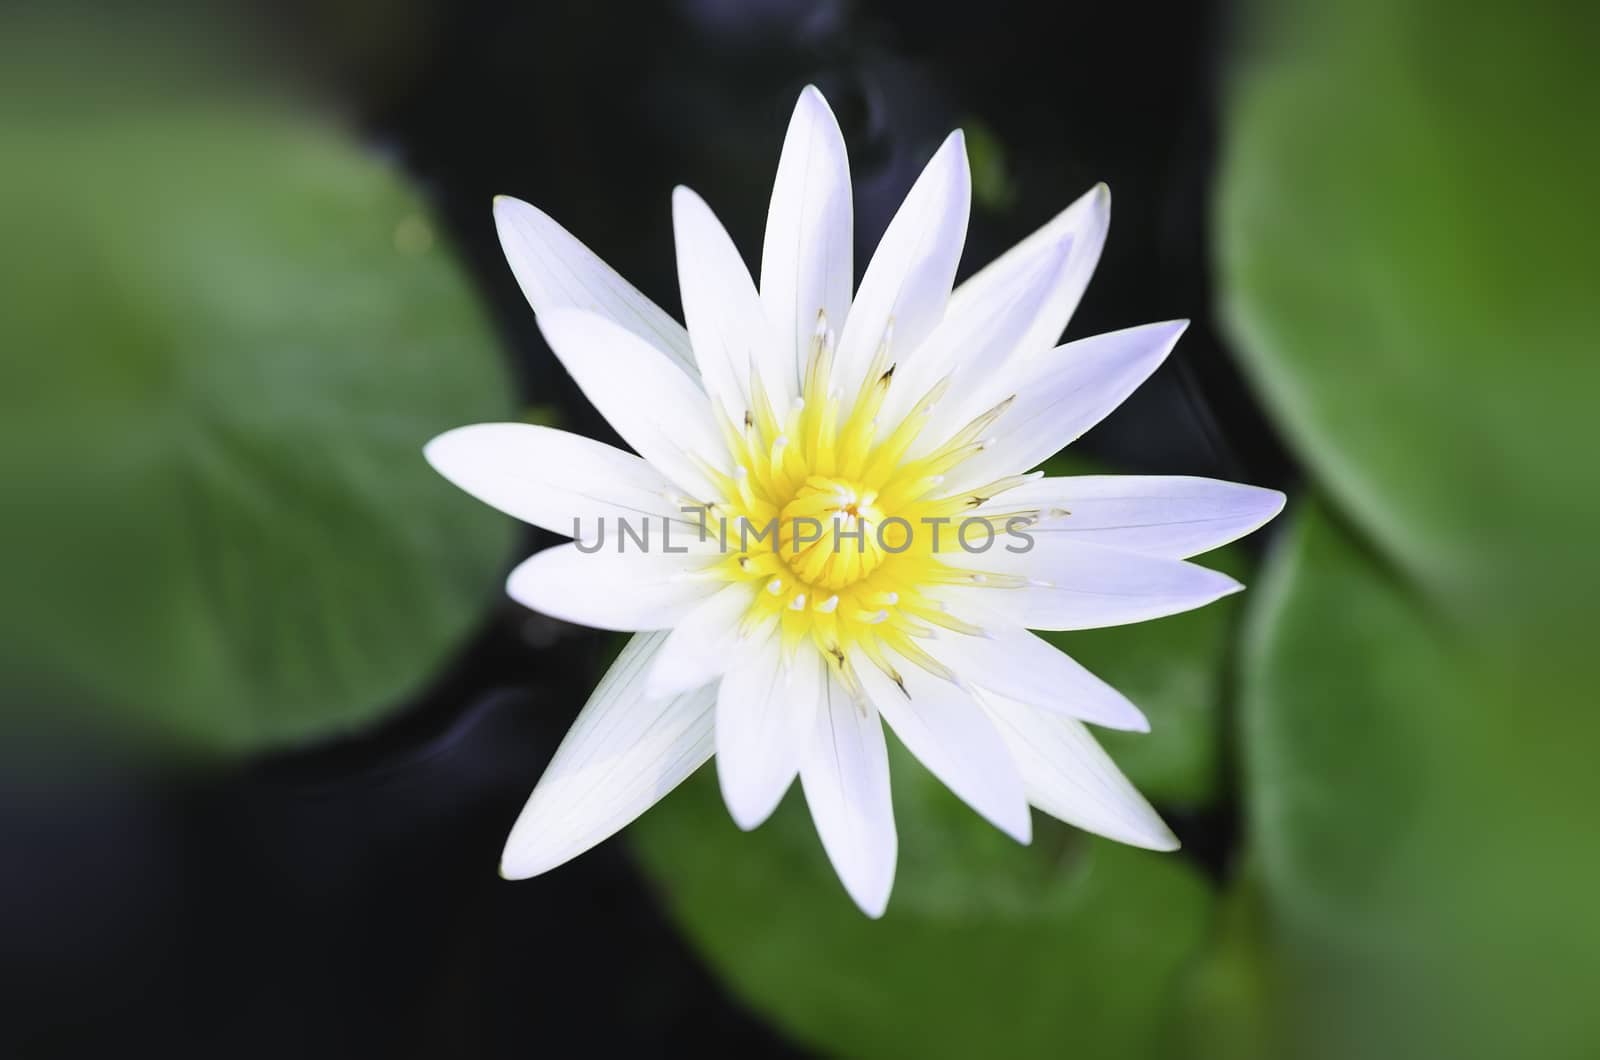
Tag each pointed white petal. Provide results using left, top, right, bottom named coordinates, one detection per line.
left=423, top=423, right=698, bottom=541
left=647, top=581, right=761, bottom=698
left=946, top=182, right=1111, bottom=363
left=857, top=655, right=1031, bottom=843
left=761, top=85, right=853, bottom=399
left=831, top=131, right=971, bottom=400
left=976, top=690, right=1178, bottom=851
left=946, top=320, right=1187, bottom=491
left=799, top=676, right=897, bottom=918
left=939, top=536, right=1242, bottom=631
left=507, top=544, right=718, bottom=632
left=932, top=622, right=1149, bottom=732
left=891, top=231, right=1076, bottom=450
left=501, top=632, right=717, bottom=878
left=493, top=196, right=698, bottom=379
left=988, top=475, right=1286, bottom=559
left=716, top=639, right=822, bottom=830
left=672, top=186, right=773, bottom=415
left=535, top=308, right=730, bottom=499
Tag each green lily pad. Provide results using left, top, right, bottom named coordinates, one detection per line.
left=1216, top=0, right=1600, bottom=632
left=1213, top=2, right=1600, bottom=1054
left=635, top=742, right=1214, bottom=1059
left=0, top=51, right=514, bottom=753
left=1231, top=502, right=1600, bottom=1059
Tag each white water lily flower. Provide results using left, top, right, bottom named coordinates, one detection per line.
left=426, top=86, right=1284, bottom=917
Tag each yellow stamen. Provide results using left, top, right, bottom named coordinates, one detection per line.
left=702, top=306, right=1027, bottom=681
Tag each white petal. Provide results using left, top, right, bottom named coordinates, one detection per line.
left=716, top=639, right=822, bottom=830
left=831, top=131, right=971, bottom=401
left=761, top=85, right=853, bottom=399
left=493, top=196, right=698, bottom=379
left=988, top=475, right=1286, bottom=559
left=939, top=536, right=1242, bottom=631
left=647, top=581, right=761, bottom=698
left=904, top=186, right=1112, bottom=448
left=501, top=631, right=716, bottom=878
left=799, top=675, right=897, bottom=918
left=423, top=423, right=698, bottom=541
left=976, top=690, right=1177, bottom=851
left=945, top=320, right=1187, bottom=491
left=856, top=655, right=1031, bottom=843
left=507, top=544, right=718, bottom=632
left=535, top=308, right=730, bottom=499
left=672, top=186, right=773, bottom=415
left=890, top=231, right=1076, bottom=450
left=932, top=621, right=1149, bottom=732
left=946, top=183, right=1111, bottom=364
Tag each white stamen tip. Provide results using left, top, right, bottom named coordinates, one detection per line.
left=736, top=465, right=750, bottom=479
left=817, top=595, right=839, bottom=614
left=867, top=609, right=889, bottom=624
left=971, top=573, right=989, bottom=584
left=791, top=396, right=806, bottom=411
left=774, top=434, right=788, bottom=449
left=884, top=592, right=899, bottom=605
left=789, top=594, right=808, bottom=611
left=766, top=578, right=784, bottom=595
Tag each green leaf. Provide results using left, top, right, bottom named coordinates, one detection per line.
left=1232, top=502, right=1600, bottom=1059
left=0, top=53, right=515, bottom=753
left=1213, top=3, right=1600, bottom=1054
left=1164, top=864, right=1276, bottom=1060
left=1216, top=0, right=1600, bottom=634
left=635, top=742, right=1214, bottom=1060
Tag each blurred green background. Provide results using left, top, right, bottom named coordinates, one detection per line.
left=2, top=1, right=1595, bottom=1057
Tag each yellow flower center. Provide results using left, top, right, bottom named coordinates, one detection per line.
left=777, top=476, right=888, bottom=590
left=702, top=313, right=1034, bottom=692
